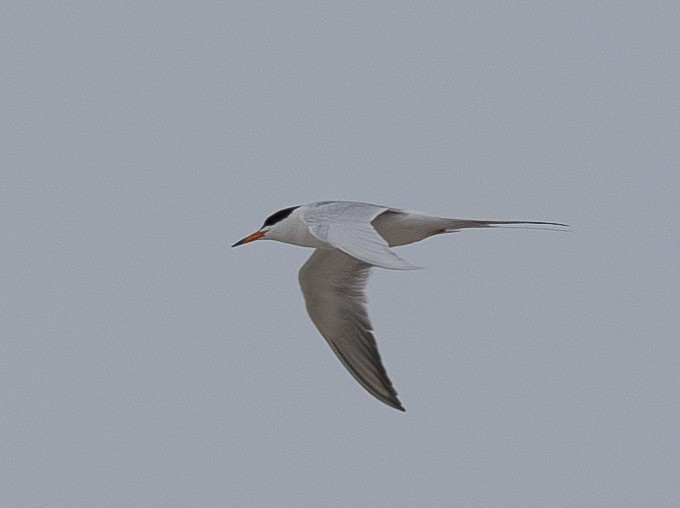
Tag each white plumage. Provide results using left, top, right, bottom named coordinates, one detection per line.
left=233, top=201, right=566, bottom=411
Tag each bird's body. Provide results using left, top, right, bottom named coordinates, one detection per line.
left=233, top=201, right=566, bottom=411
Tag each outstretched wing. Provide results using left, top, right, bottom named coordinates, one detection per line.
left=298, top=248, right=405, bottom=411
left=301, top=201, right=419, bottom=270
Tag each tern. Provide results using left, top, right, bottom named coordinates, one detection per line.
left=232, top=201, right=566, bottom=411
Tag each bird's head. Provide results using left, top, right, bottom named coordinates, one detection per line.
left=231, top=205, right=300, bottom=247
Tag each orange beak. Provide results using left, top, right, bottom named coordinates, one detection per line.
left=231, top=230, right=265, bottom=247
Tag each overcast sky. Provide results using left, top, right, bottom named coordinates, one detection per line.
left=2, top=2, right=679, bottom=507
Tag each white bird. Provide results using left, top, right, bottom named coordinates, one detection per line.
left=232, top=201, right=566, bottom=411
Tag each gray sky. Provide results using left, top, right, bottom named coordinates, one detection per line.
left=2, top=2, right=679, bottom=507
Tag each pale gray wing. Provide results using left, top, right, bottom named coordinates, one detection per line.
left=301, top=202, right=420, bottom=270
left=298, top=248, right=405, bottom=411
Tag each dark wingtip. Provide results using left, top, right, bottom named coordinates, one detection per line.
left=385, top=396, right=406, bottom=412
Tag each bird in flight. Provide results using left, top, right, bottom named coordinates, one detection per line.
left=232, top=201, right=566, bottom=411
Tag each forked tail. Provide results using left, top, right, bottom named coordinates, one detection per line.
left=442, top=219, right=568, bottom=233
